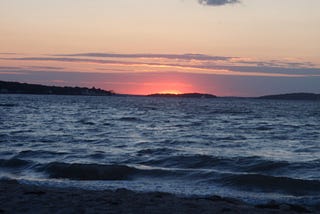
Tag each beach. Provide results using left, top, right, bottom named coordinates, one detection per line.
left=0, top=179, right=315, bottom=214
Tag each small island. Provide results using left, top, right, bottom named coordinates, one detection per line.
left=0, top=80, right=115, bottom=96
left=258, top=93, right=320, bottom=101
left=148, top=93, right=217, bottom=98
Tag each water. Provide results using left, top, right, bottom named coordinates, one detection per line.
left=1, top=94, right=320, bottom=205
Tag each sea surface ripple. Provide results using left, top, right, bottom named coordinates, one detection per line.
left=0, top=94, right=319, bottom=205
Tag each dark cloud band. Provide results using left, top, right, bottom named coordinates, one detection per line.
left=198, top=0, right=240, bottom=6
left=1, top=56, right=320, bottom=76
left=55, top=53, right=233, bottom=61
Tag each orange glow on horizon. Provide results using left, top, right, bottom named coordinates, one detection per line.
left=157, top=90, right=182, bottom=95
left=128, top=81, right=196, bottom=95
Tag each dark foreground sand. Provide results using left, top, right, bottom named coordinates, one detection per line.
left=0, top=180, right=317, bottom=214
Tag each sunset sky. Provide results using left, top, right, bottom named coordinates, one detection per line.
left=1, top=0, right=320, bottom=96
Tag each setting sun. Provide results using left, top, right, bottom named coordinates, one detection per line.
left=158, top=90, right=182, bottom=95
left=126, top=79, right=196, bottom=95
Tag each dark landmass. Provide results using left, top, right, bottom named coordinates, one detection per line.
left=258, top=93, right=320, bottom=101
left=1, top=80, right=319, bottom=101
left=148, top=93, right=217, bottom=98
left=0, top=80, right=115, bottom=96
left=0, top=180, right=316, bottom=214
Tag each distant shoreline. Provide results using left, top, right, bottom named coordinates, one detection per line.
left=1, top=80, right=319, bottom=100
left=0, top=80, right=115, bottom=96
left=147, top=93, right=217, bottom=98
left=257, top=93, right=320, bottom=101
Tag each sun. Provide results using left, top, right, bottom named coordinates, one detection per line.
left=131, top=80, right=194, bottom=95
left=158, top=90, right=182, bottom=95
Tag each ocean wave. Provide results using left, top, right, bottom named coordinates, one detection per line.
left=246, top=160, right=289, bottom=172
left=40, top=162, right=193, bottom=181
left=77, top=119, right=96, bottom=125
left=0, top=158, right=31, bottom=168
left=1, top=95, right=320, bottom=203
left=15, top=150, right=68, bottom=158
left=0, top=103, right=17, bottom=107
left=118, top=117, right=143, bottom=122
left=222, top=174, right=320, bottom=196
left=137, top=140, right=200, bottom=147
left=139, top=155, right=290, bottom=173
left=0, top=133, right=10, bottom=142
left=87, top=152, right=106, bottom=159
left=214, top=136, right=247, bottom=141
left=139, top=154, right=224, bottom=169
left=209, top=108, right=252, bottom=115
left=136, top=148, right=177, bottom=156
left=255, top=126, right=273, bottom=131
left=42, top=162, right=138, bottom=180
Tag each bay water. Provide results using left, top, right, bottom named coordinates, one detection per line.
left=1, top=94, right=319, bottom=206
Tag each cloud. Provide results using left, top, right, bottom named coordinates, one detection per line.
left=0, top=53, right=17, bottom=55
left=55, top=53, right=233, bottom=61
left=1, top=58, right=319, bottom=78
left=198, top=0, right=240, bottom=6
left=0, top=66, right=22, bottom=70
left=54, top=52, right=317, bottom=69
left=233, top=60, right=316, bottom=68
left=198, top=65, right=320, bottom=76
left=26, top=66, right=65, bottom=70
left=2, top=57, right=126, bottom=65
left=2, top=52, right=319, bottom=78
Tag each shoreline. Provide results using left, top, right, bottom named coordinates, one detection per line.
left=0, top=180, right=315, bottom=213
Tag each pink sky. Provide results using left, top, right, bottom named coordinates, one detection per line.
left=1, top=0, right=319, bottom=96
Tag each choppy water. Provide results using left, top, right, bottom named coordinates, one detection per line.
left=1, top=94, right=320, bottom=205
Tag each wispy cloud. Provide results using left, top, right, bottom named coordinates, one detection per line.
left=1, top=52, right=319, bottom=78
left=198, top=0, right=240, bottom=6
left=26, top=66, right=65, bottom=70
left=55, top=52, right=316, bottom=69
left=198, top=65, right=320, bottom=76
left=0, top=53, right=17, bottom=55
left=233, top=60, right=316, bottom=68
left=55, top=53, right=233, bottom=61
left=3, top=57, right=121, bottom=64
left=2, top=56, right=320, bottom=77
left=0, top=66, right=22, bottom=70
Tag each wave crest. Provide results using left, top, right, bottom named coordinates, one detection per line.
left=223, top=174, right=320, bottom=196
left=43, top=162, right=138, bottom=180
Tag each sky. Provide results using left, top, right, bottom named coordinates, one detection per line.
left=0, top=0, right=320, bottom=96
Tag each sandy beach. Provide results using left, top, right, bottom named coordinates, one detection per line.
left=0, top=179, right=316, bottom=214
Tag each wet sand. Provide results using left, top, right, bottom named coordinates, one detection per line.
left=0, top=180, right=315, bottom=213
